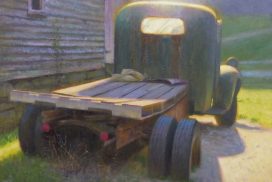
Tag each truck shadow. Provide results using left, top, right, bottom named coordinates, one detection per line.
left=52, top=117, right=263, bottom=182
left=191, top=119, right=245, bottom=182
left=60, top=119, right=249, bottom=182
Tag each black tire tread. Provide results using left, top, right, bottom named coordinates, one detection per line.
left=18, top=104, right=41, bottom=155
left=171, top=119, right=200, bottom=181
left=148, top=115, right=177, bottom=177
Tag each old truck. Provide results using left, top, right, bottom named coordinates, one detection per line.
left=10, top=1, right=241, bottom=181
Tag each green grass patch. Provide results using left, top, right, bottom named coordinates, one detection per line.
left=238, top=78, right=272, bottom=127
left=240, top=63, right=272, bottom=71
left=222, top=16, right=272, bottom=37
left=222, top=31, right=272, bottom=61
left=0, top=131, right=62, bottom=182
left=221, top=15, right=272, bottom=61
left=0, top=152, right=62, bottom=182
left=0, top=129, right=17, bottom=148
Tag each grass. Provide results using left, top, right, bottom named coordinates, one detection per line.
left=222, top=16, right=272, bottom=37
left=240, top=63, right=272, bottom=71
left=222, top=31, right=272, bottom=61
left=238, top=78, right=272, bottom=127
left=0, top=129, right=17, bottom=148
left=0, top=131, right=62, bottom=182
left=221, top=15, right=272, bottom=61
left=221, top=15, right=272, bottom=127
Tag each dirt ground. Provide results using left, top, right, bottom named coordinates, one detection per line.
left=61, top=118, right=272, bottom=182
left=192, top=118, right=272, bottom=182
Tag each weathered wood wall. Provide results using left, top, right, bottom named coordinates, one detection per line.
left=0, top=0, right=105, bottom=82
left=0, top=0, right=107, bottom=132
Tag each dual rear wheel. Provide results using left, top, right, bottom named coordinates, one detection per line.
left=148, top=115, right=201, bottom=181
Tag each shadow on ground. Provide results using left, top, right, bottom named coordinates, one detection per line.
left=191, top=119, right=245, bottom=182
left=2, top=118, right=271, bottom=182
left=60, top=118, right=248, bottom=182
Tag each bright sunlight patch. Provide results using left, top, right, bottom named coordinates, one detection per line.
left=0, top=140, right=20, bottom=162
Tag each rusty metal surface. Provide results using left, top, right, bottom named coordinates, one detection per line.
left=114, top=1, right=221, bottom=113
left=0, top=0, right=105, bottom=82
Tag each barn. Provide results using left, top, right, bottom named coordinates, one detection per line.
left=0, top=0, right=132, bottom=131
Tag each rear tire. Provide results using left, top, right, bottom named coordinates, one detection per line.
left=148, top=115, right=177, bottom=177
left=18, top=104, right=41, bottom=155
left=171, top=119, right=201, bottom=181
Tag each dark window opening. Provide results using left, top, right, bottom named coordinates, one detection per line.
left=28, top=0, right=45, bottom=17
left=32, top=0, right=42, bottom=10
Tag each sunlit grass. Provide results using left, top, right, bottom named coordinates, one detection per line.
left=238, top=89, right=272, bottom=127
left=0, top=129, right=17, bottom=148
left=237, top=78, right=272, bottom=127
left=0, top=140, right=20, bottom=162
left=0, top=131, right=62, bottom=182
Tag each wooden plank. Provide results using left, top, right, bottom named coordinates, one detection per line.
left=140, top=84, right=173, bottom=99
left=98, top=82, right=147, bottom=98
left=0, top=63, right=104, bottom=82
left=159, top=85, right=187, bottom=100
left=77, top=82, right=129, bottom=97
left=10, top=90, right=144, bottom=120
left=0, top=0, right=105, bottom=81
left=159, top=85, right=188, bottom=111
left=53, top=77, right=113, bottom=96
left=122, top=83, right=165, bottom=99
left=10, top=90, right=169, bottom=120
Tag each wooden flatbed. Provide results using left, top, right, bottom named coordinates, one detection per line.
left=10, top=77, right=188, bottom=120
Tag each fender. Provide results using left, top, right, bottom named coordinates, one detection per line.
left=213, top=65, right=240, bottom=113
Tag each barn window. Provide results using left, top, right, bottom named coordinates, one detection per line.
left=28, top=0, right=45, bottom=17
left=31, top=0, right=42, bottom=10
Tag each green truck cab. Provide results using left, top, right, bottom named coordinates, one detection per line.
left=114, top=1, right=241, bottom=126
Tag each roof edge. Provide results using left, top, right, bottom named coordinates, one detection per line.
left=118, top=1, right=222, bottom=24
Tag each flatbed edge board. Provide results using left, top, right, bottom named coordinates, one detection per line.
left=53, top=77, right=114, bottom=96
left=10, top=83, right=187, bottom=120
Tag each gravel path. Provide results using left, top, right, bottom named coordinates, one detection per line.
left=192, top=118, right=272, bottom=182
left=62, top=118, right=272, bottom=182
